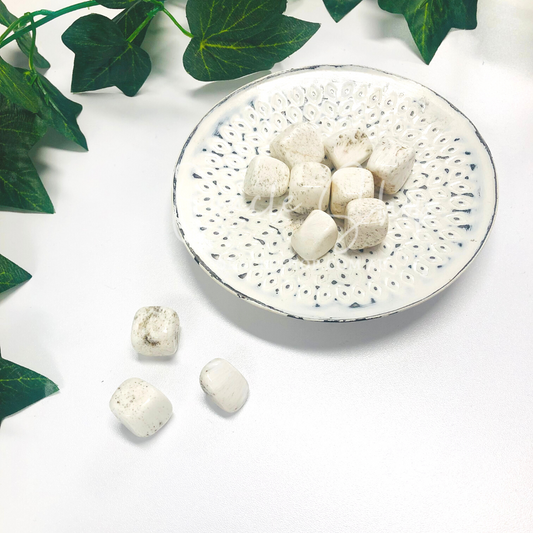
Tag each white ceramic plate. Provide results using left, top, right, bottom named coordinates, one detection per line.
left=173, top=65, right=497, bottom=321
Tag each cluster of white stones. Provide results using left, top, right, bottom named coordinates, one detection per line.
left=243, top=122, right=415, bottom=261
left=109, top=307, right=249, bottom=438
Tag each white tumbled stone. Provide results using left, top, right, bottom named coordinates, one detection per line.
left=366, top=138, right=416, bottom=194
left=344, top=198, right=389, bottom=250
left=270, top=123, right=325, bottom=169
left=324, top=128, right=373, bottom=169
left=131, top=306, right=179, bottom=356
left=287, top=162, right=332, bottom=214
left=243, top=155, right=290, bottom=198
left=199, top=358, right=249, bottom=414
left=292, top=210, right=338, bottom=261
left=109, top=378, right=172, bottom=438
left=330, top=167, right=374, bottom=216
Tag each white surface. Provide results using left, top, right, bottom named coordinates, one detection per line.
left=0, top=0, right=532, bottom=531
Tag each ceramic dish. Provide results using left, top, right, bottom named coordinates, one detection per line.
left=172, top=65, right=497, bottom=321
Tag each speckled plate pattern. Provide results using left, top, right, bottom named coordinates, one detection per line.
left=172, top=66, right=497, bottom=321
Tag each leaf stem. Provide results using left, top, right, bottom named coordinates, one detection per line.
left=28, top=17, right=37, bottom=72
left=127, top=6, right=161, bottom=43
left=0, top=17, right=22, bottom=44
left=150, top=1, right=192, bottom=38
left=161, top=7, right=192, bottom=38
left=0, top=1, right=98, bottom=50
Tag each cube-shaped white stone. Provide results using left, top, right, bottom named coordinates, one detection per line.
left=324, top=128, right=373, bottom=169
left=330, top=167, right=374, bottom=216
left=287, top=162, right=332, bottom=214
left=131, top=306, right=179, bottom=356
left=292, top=210, right=338, bottom=261
left=199, top=358, right=249, bottom=413
left=243, top=155, right=290, bottom=198
left=270, top=123, right=325, bottom=169
left=366, top=138, right=416, bottom=194
left=344, top=198, right=389, bottom=250
left=109, top=378, right=172, bottom=438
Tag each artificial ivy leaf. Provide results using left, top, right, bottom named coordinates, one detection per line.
left=0, top=1, right=50, bottom=69
left=0, top=254, right=31, bottom=294
left=0, top=93, right=53, bottom=213
left=0, top=349, right=58, bottom=424
left=184, top=0, right=319, bottom=82
left=113, top=0, right=159, bottom=46
left=378, top=0, right=478, bottom=63
left=0, top=57, right=40, bottom=112
left=35, top=74, right=88, bottom=150
left=96, top=0, right=140, bottom=8
left=62, top=14, right=151, bottom=97
left=323, top=0, right=363, bottom=23
left=186, top=0, right=286, bottom=43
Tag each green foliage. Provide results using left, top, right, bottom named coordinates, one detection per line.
left=0, top=93, right=53, bottom=213
left=62, top=13, right=151, bottom=97
left=0, top=349, right=58, bottom=424
left=0, top=254, right=31, bottom=294
left=113, top=1, right=157, bottom=46
left=378, top=0, right=478, bottom=63
left=35, top=73, right=88, bottom=150
left=322, top=0, right=362, bottom=23
left=0, top=57, right=41, bottom=112
left=0, top=1, right=50, bottom=68
left=96, top=0, right=140, bottom=8
left=184, top=0, right=319, bottom=81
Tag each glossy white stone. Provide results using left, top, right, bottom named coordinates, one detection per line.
left=292, top=210, right=338, bottom=261
left=324, top=128, right=373, bottom=169
left=199, top=358, right=249, bottom=413
left=344, top=198, right=389, bottom=250
left=131, top=306, right=179, bottom=356
left=243, top=155, right=290, bottom=198
left=330, top=167, right=374, bottom=216
left=270, top=123, right=325, bottom=169
left=366, top=138, right=416, bottom=194
left=287, top=162, right=332, bottom=214
left=109, top=378, right=172, bottom=438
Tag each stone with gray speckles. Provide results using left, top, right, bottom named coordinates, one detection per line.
left=324, top=128, right=373, bottom=169
left=131, top=306, right=180, bottom=356
left=287, top=162, right=332, bottom=214
left=109, top=378, right=172, bottom=437
left=270, top=123, right=325, bottom=169
left=243, top=155, right=289, bottom=197
left=200, top=359, right=249, bottom=413
left=344, top=198, right=389, bottom=249
left=366, top=138, right=415, bottom=194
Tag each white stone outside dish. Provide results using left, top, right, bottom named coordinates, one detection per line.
left=199, top=358, right=249, bottom=413
left=109, top=378, right=172, bottom=437
left=172, top=65, right=497, bottom=322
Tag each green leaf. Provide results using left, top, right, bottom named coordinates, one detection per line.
left=378, top=0, right=478, bottom=63
left=62, top=14, right=151, bottom=97
left=0, top=349, right=58, bottom=425
left=184, top=0, right=319, bottom=81
left=323, top=0, right=363, bottom=23
left=35, top=74, right=87, bottom=150
left=113, top=0, right=159, bottom=46
left=0, top=254, right=31, bottom=294
left=0, top=57, right=40, bottom=112
left=0, top=1, right=50, bottom=69
left=186, top=0, right=286, bottom=42
left=96, top=0, right=140, bottom=8
left=0, top=93, right=53, bottom=213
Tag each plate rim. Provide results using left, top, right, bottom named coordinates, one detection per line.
left=172, top=64, right=498, bottom=322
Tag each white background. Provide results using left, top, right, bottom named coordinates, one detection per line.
left=1, top=0, right=532, bottom=531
